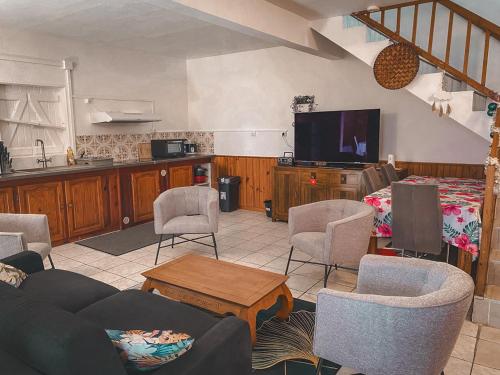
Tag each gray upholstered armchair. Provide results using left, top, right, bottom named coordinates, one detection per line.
left=0, top=213, right=54, bottom=268
left=313, top=255, right=474, bottom=375
left=286, top=200, right=375, bottom=287
left=153, top=186, right=219, bottom=264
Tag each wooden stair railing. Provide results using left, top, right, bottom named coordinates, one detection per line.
left=476, top=112, right=500, bottom=296
left=352, top=0, right=500, bottom=102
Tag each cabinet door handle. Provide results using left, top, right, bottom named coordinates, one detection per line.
left=67, top=203, right=73, bottom=208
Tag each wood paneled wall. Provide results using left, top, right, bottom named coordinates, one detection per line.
left=212, top=156, right=277, bottom=211
left=213, top=156, right=485, bottom=211
left=392, top=161, right=485, bottom=179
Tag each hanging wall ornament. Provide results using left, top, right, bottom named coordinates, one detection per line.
left=373, top=43, right=420, bottom=90
left=431, top=71, right=452, bottom=117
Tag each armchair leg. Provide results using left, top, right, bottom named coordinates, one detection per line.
left=155, top=234, right=164, bottom=265
left=324, top=266, right=328, bottom=288
left=315, top=358, right=324, bottom=375
left=285, top=246, right=294, bottom=275
left=211, top=233, right=219, bottom=260
left=171, top=234, right=175, bottom=248
left=48, top=254, right=55, bottom=269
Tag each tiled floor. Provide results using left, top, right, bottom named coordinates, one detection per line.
left=49, top=209, right=500, bottom=374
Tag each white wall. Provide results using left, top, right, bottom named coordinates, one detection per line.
left=187, top=46, right=489, bottom=163
left=0, top=26, right=188, bottom=136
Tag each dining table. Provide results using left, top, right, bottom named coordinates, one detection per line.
left=363, top=175, right=485, bottom=271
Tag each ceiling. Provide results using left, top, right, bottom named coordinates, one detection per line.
left=266, top=0, right=417, bottom=20
left=0, top=0, right=276, bottom=59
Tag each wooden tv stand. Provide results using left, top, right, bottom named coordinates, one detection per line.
left=271, top=165, right=368, bottom=222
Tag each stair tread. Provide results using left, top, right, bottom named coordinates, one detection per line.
left=485, top=285, right=500, bottom=300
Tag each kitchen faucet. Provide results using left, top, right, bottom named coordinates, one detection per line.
left=35, top=139, right=52, bottom=168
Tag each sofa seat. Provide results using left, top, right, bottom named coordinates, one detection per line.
left=0, top=350, right=43, bottom=375
left=78, top=290, right=251, bottom=375
left=78, top=290, right=218, bottom=337
left=20, top=269, right=119, bottom=313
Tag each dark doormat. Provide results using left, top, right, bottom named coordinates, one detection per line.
left=76, top=222, right=169, bottom=256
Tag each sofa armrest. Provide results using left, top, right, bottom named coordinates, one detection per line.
left=207, top=188, right=219, bottom=233
left=324, top=208, right=374, bottom=265
left=0, top=232, right=26, bottom=259
left=153, top=191, right=177, bottom=234
left=1, top=251, right=44, bottom=274
left=152, top=316, right=252, bottom=375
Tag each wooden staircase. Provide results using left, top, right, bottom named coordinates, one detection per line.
left=352, top=0, right=499, bottom=102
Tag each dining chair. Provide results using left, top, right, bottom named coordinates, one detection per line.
left=0, top=213, right=55, bottom=268
left=391, top=182, right=445, bottom=259
left=286, top=200, right=375, bottom=287
left=381, top=163, right=399, bottom=185
left=362, top=167, right=386, bottom=194
left=153, top=186, right=219, bottom=264
left=313, top=255, right=474, bottom=375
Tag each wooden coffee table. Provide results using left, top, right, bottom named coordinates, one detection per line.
left=141, top=254, right=293, bottom=344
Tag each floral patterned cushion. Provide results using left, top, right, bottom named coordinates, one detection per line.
left=0, top=262, right=27, bottom=288
left=106, top=329, right=194, bottom=372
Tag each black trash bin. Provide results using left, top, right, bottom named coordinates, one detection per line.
left=218, top=176, right=241, bottom=212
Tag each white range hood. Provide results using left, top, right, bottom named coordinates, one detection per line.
left=91, top=111, right=162, bottom=124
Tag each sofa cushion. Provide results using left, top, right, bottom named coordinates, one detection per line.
left=0, top=350, right=43, bottom=375
left=0, top=290, right=126, bottom=375
left=78, top=290, right=219, bottom=339
left=106, top=329, right=194, bottom=371
left=20, top=269, right=119, bottom=312
left=0, top=262, right=27, bottom=287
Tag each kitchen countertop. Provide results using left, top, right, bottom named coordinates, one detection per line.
left=0, top=154, right=214, bottom=183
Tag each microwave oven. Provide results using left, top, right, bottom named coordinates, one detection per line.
left=151, top=139, right=186, bottom=159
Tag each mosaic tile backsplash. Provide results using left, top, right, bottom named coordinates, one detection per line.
left=76, top=131, right=214, bottom=162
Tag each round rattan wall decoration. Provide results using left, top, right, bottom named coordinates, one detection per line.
left=373, top=43, right=420, bottom=90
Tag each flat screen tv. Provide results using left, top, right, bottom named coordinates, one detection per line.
left=294, top=109, right=380, bottom=164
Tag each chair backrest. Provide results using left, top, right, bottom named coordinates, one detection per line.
left=380, top=163, right=399, bottom=185
left=362, top=167, right=386, bottom=194
left=164, top=186, right=213, bottom=216
left=391, top=182, right=443, bottom=254
left=321, top=255, right=474, bottom=375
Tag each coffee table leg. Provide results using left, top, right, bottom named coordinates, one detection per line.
left=276, top=284, right=294, bottom=321
left=141, top=279, right=153, bottom=292
left=239, top=308, right=257, bottom=345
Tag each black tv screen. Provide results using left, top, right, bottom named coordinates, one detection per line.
left=294, top=109, right=380, bottom=164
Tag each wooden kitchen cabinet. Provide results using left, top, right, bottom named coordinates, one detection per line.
left=64, top=176, right=106, bottom=238
left=0, top=187, right=15, bottom=213
left=17, top=181, right=66, bottom=242
left=272, top=168, right=299, bottom=221
left=130, top=169, right=161, bottom=223
left=169, top=165, right=193, bottom=188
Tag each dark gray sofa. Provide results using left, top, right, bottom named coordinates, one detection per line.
left=0, top=251, right=252, bottom=375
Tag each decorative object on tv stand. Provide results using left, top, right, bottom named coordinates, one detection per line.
left=387, top=154, right=395, bottom=166
left=373, top=43, right=419, bottom=90
left=291, top=95, right=316, bottom=113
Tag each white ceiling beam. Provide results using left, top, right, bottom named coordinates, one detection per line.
left=150, top=0, right=345, bottom=59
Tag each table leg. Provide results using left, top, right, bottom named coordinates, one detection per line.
left=141, top=278, right=153, bottom=292
left=368, top=235, right=377, bottom=254
left=239, top=308, right=257, bottom=345
left=276, top=284, right=294, bottom=321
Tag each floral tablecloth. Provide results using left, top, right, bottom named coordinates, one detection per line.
left=363, top=176, right=485, bottom=258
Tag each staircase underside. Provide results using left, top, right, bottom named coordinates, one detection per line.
left=311, top=16, right=492, bottom=142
